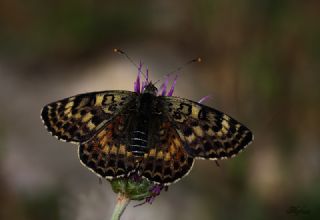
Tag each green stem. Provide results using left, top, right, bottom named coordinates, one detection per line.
left=110, top=193, right=130, bottom=220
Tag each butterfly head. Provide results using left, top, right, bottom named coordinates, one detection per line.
left=143, top=82, right=158, bottom=95
left=133, top=61, right=177, bottom=96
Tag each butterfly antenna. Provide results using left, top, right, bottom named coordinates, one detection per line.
left=166, top=57, right=202, bottom=78
left=153, top=79, right=161, bottom=85
left=113, top=48, right=147, bottom=78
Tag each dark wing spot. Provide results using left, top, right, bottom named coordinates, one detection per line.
left=203, top=124, right=209, bottom=131
left=91, top=116, right=100, bottom=126
left=212, top=125, right=220, bottom=132
left=204, top=142, right=211, bottom=151
left=80, top=109, right=87, bottom=116
left=183, top=127, right=193, bottom=136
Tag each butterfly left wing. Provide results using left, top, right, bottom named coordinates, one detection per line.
left=158, top=96, right=253, bottom=160
left=41, top=91, right=137, bottom=143
left=79, top=114, right=137, bottom=179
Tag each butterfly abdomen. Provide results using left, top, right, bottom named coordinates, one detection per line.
left=129, top=130, right=149, bottom=157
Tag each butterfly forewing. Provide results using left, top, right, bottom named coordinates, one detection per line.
left=41, top=91, right=137, bottom=143
left=159, top=96, right=253, bottom=160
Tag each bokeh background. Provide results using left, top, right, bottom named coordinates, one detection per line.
left=0, top=1, right=319, bottom=219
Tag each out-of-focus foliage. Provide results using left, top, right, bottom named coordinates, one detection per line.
left=0, top=0, right=319, bottom=220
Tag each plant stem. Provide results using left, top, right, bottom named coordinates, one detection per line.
left=110, top=193, right=130, bottom=220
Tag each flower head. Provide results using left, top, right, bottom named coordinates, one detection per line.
left=110, top=173, right=166, bottom=206
left=134, top=63, right=178, bottom=96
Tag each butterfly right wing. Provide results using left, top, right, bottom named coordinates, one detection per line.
left=158, top=96, right=253, bottom=160
left=41, top=91, right=137, bottom=143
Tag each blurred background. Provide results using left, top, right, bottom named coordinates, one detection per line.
left=0, top=0, right=319, bottom=219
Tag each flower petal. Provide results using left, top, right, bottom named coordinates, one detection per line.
left=167, top=75, right=178, bottom=96
left=134, top=61, right=143, bottom=93
left=198, top=95, right=211, bottom=104
left=142, top=68, right=149, bottom=92
left=159, top=75, right=169, bottom=96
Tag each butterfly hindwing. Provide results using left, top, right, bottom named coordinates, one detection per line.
left=159, top=96, right=253, bottom=160
left=140, top=120, right=194, bottom=184
left=79, top=114, right=137, bottom=179
left=41, top=91, right=136, bottom=143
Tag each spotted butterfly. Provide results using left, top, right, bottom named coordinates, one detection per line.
left=41, top=77, right=253, bottom=185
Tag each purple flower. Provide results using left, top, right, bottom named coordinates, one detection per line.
left=134, top=65, right=178, bottom=97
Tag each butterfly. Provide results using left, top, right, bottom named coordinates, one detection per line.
left=41, top=81, right=253, bottom=185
